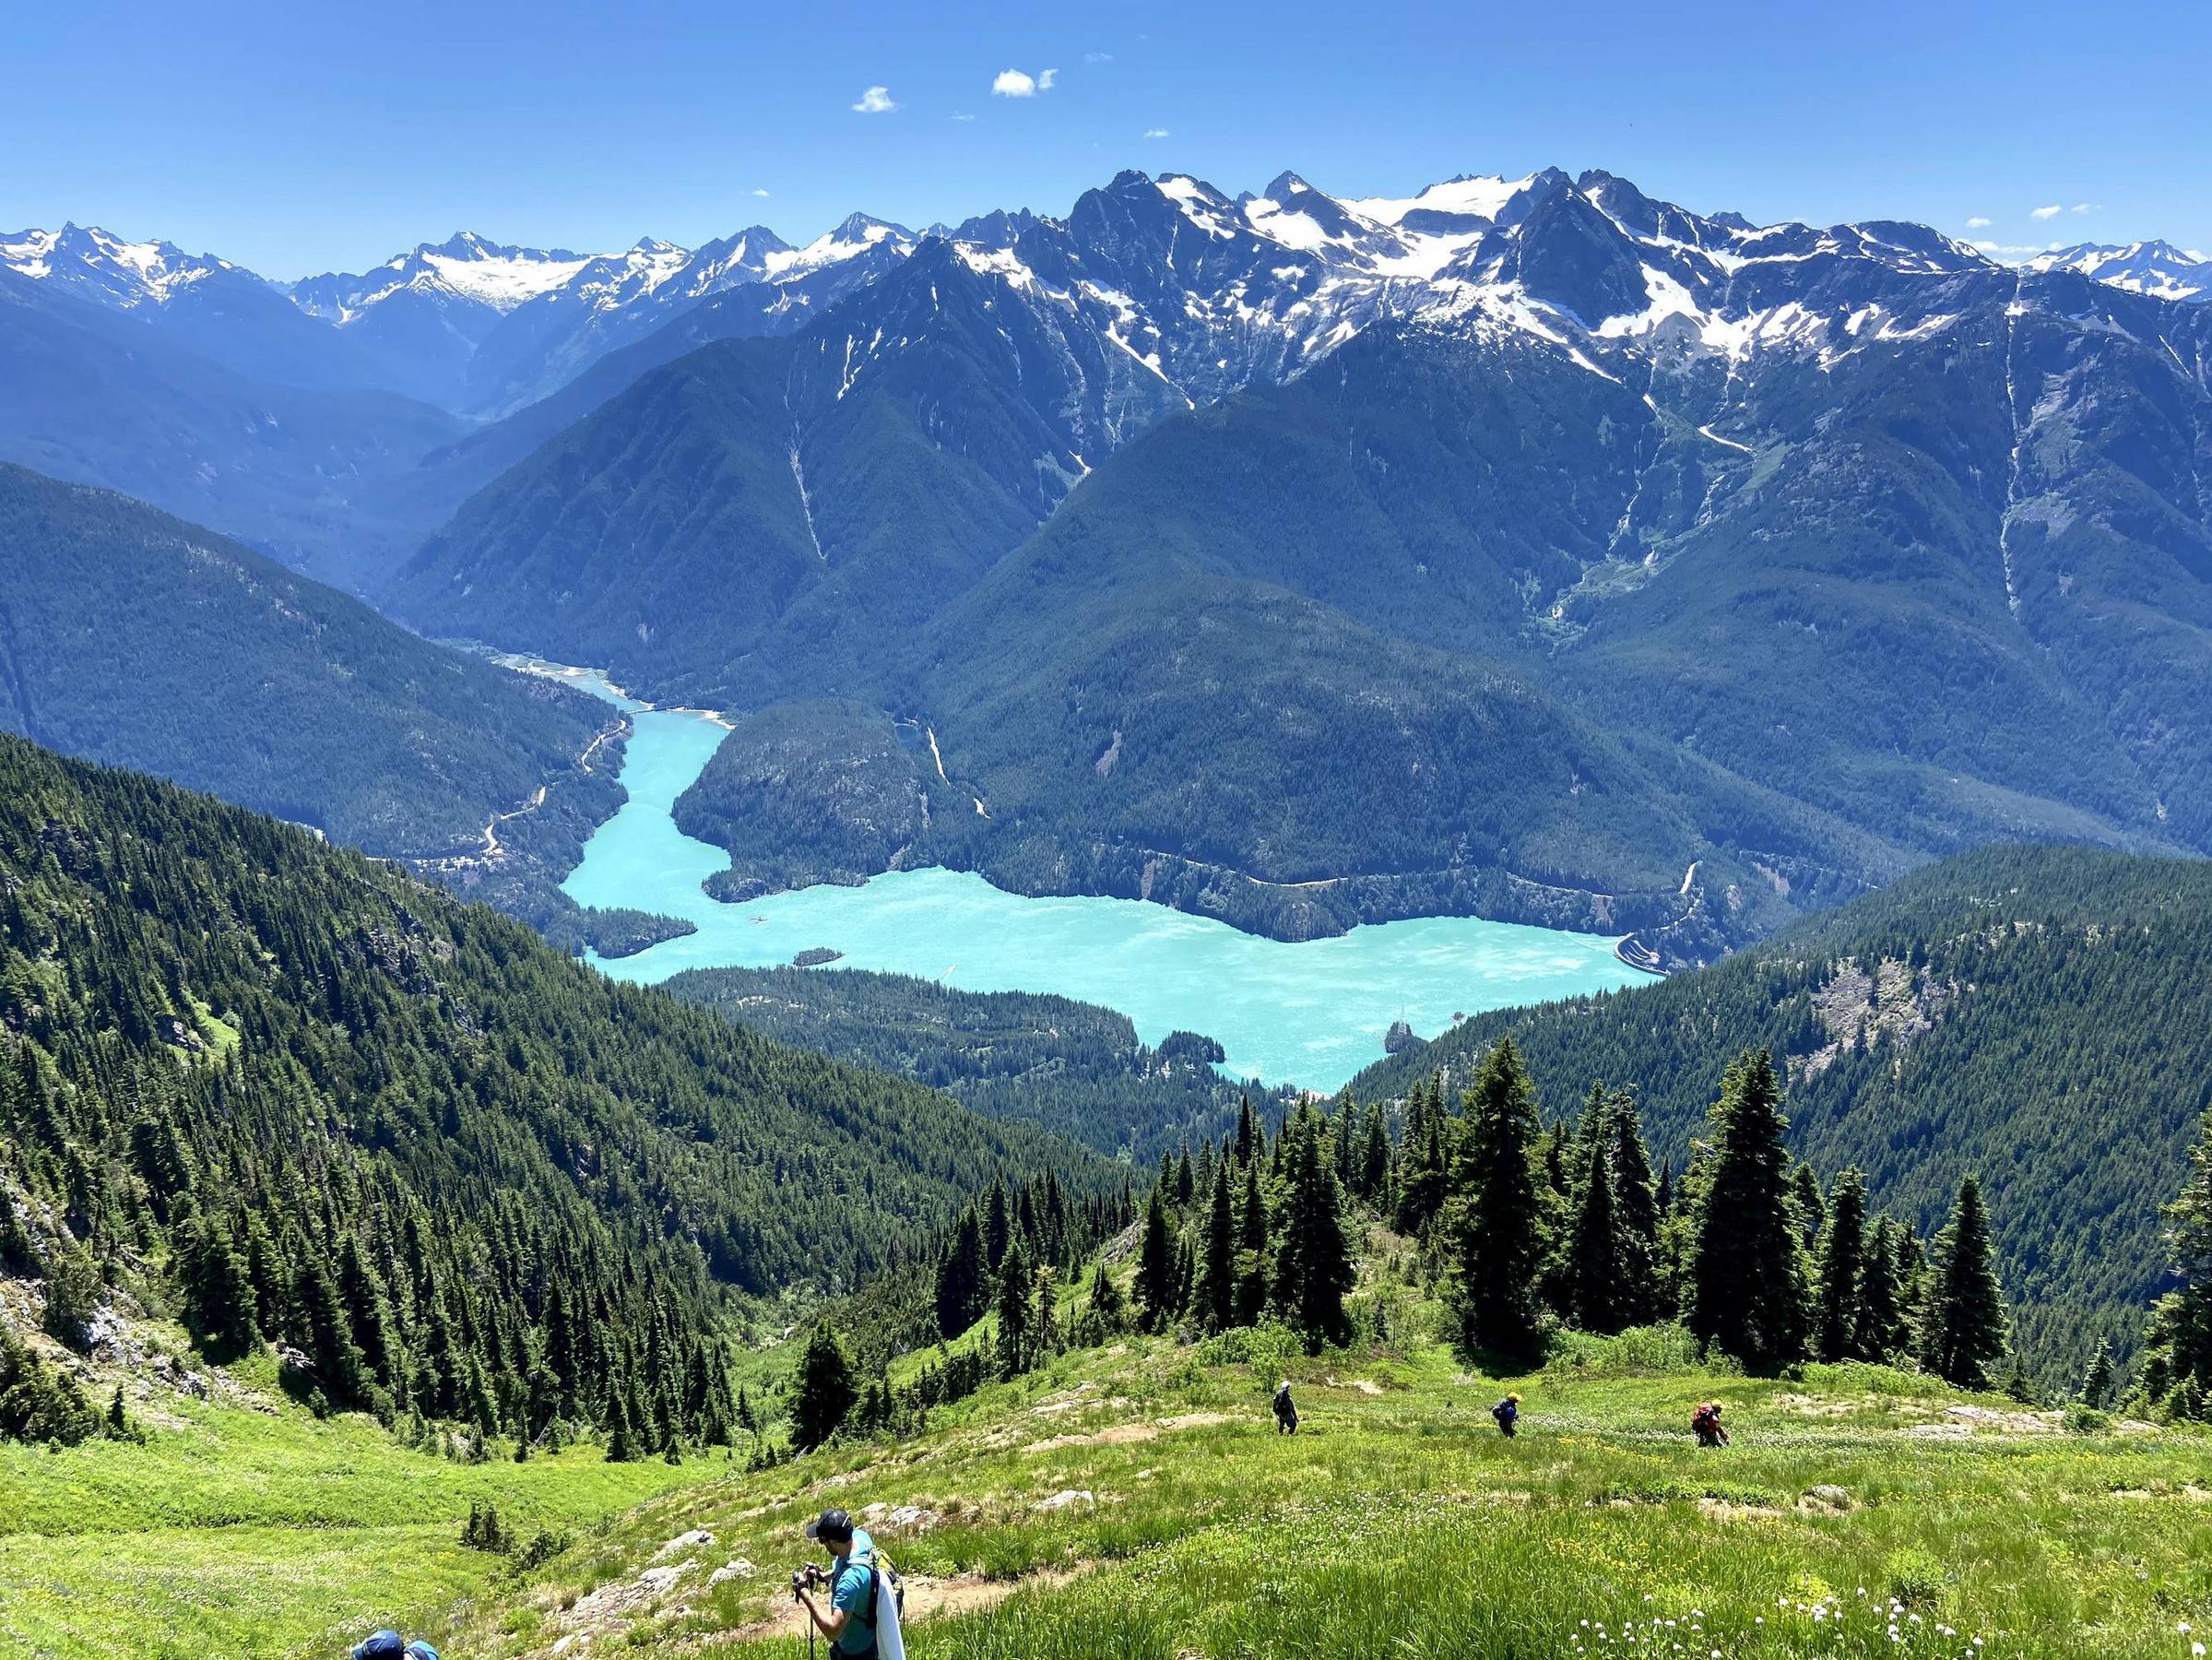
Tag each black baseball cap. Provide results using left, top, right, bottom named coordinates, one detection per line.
left=804, top=1509, right=854, bottom=1542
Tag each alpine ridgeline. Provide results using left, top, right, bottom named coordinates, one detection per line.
left=387, top=166, right=2212, bottom=964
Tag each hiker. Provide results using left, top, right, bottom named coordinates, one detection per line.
left=350, top=1635, right=437, bottom=1660
left=796, top=1507, right=905, bottom=1659
left=1692, top=1401, right=1730, bottom=1448
left=1490, top=1392, right=1520, bottom=1439
left=1272, top=1379, right=1299, bottom=1434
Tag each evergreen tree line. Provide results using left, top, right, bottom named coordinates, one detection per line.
left=787, top=1169, right=1137, bottom=1451
left=1396, top=1039, right=2017, bottom=1388
left=0, top=734, right=1105, bottom=1451
left=1352, top=845, right=2212, bottom=1381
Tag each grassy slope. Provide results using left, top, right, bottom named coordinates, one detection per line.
left=423, top=1269, right=2212, bottom=1660
left=0, top=1371, right=701, bottom=1660
left=14, top=1260, right=2212, bottom=1658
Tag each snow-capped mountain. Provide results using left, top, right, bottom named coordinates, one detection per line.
left=2025, top=240, right=2211, bottom=302
left=289, top=231, right=596, bottom=322
left=0, top=222, right=242, bottom=307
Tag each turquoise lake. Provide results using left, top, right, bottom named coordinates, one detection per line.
left=539, top=662, right=1646, bottom=1092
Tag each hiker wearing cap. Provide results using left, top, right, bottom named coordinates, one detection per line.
left=797, top=1508, right=904, bottom=1659
left=1272, top=1380, right=1298, bottom=1435
left=1490, top=1393, right=1520, bottom=1438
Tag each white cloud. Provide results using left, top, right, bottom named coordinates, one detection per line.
left=1085, top=52, right=1114, bottom=64
left=2030, top=203, right=2062, bottom=220
left=1039, top=67, right=1059, bottom=90
left=751, top=188, right=770, bottom=198
left=2070, top=201, right=2096, bottom=213
left=1966, top=216, right=1991, bottom=229
left=992, top=68, right=1038, bottom=97
left=852, top=85, right=896, bottom=113
left=1143, top=127, right=1169, bottom=139
left=952, top=112, right=976, bottom=121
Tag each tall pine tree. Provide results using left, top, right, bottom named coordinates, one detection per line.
left=1915, top=1176, right=2009, bottom=1391
left=1813, top=1168, right=1870, bottom=1362
left=2139, top=1108, right=2212, bottom=1412
left=1192, top=1159, right=1236, bottom=1334
left=791, top=1323, right=857, bottom=1451
left=1272, top=1108, right=1355, bottom=1347
left=1686, top=1050, right=1809, bottom=1371
left=1132, top=1188, right=1177, bottom=1334
left=1449, top=1039, right=1546, bottom=1362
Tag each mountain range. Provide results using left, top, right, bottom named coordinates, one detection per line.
left=8, top=164, right=2212, bottom=964
left=387, top=166, right=2212, bottom=963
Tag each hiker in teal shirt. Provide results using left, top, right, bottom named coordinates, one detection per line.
left=797, top=1509, right=883, bottom=1656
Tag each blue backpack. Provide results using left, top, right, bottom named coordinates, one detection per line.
left=352, top=1635, right=403, bottom=1660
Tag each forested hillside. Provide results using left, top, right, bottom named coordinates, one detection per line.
left=660, top=963, right=1286, bottom=1162
left=0, top=464, right=616, bottom=859
left=1352, top=846, right=2212, bottom=1371
left=0, top=735, right=1100, bottom=1446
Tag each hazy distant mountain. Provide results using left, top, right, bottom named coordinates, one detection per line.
left=0, top=264, right=465, bottom=581
left=0, top=221, right=390, bottom=391
left=2025, top=239, right=2211, bottom=302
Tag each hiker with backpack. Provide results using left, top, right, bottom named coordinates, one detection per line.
left=1272, top=1380, right=1299, bottom=1434
left=1490, top=1392, right=1520, bottom=1439
left=796, top=1507, right=905, bottom=1659
left=350, top=1633, right=437, bottom=1660
left=1692, top=1401, right=1730, bottom=1448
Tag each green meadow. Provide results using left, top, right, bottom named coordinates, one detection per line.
left=8, top=1303, right=2211, bottom=1659
left=428, top=1326, right=2212, bottom=1660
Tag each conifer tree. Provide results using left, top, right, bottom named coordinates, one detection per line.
left=1854, top=1217, right=1909, bottom=1363
left=1565, top=1136, right=1627, bottom=1334
left=2079, top=1338, right=2116, bottom=1408
left=605, top=1387, right=638, bottom=1463
left=1449, top=1039, right=1547, bottom=1362
left=1032, top=1264, right=1060, bottom=1358
left=1272, top=1108, right=1355, bottom=1347
left=1086, top=1259, right=1125, bottom=1331
left=1915, top=1176, right=2009, bottom=1391
left=791, top=1322, right=857, bottom=1451
left=934, top=1207, right=988, bottom=1340
left=2139, top=1108, right=2212, bottom=1409
left=1193, top=1158, right=1236, bottom=1333
left=1235, top=1095, right=1257, bottom=1168
left=995, top=1238, right=1034, bottom=1378
left=1686, top=1050, right=1809, bottom=1371
left=1175, top=1144, right=1196, bottom=1207
left=981, top=1180, right=1011, bottom=1271
left=1790, top=1162, right=1827, bottom=1251
left=1603, top=1087, right=1663, bottom=1324
left=1813, top=1168, right=1870, bottom=1362
left=1132, top=1188, right=1177, bottom=1334
left=1236, top=1156, right=1271, bottom=1326
left=175, top=1207, right=257, bottom=1358
left=293, top=1256, right=368, bottom=1406
left=1358, top=1102, right=1392, bottom=1204
left=1393, top=1077, right=1451, bottom=1236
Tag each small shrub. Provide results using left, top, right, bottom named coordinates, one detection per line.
left=1885, top=1544, right=1948, bottom=1607
left=2062, top=1405, right=2111, bottom=1434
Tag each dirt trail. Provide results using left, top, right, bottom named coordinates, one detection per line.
left=703, top=1565, right=1093, bottom=1649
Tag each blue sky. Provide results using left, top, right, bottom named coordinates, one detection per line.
left=6, top=0, right=2208, bottom=279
